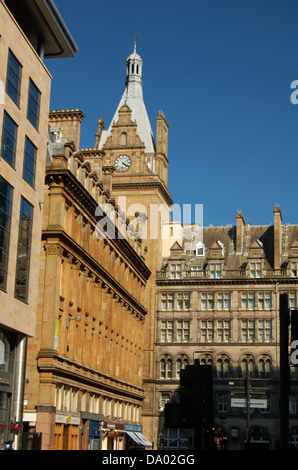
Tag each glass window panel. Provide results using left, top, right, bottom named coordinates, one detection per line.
left=23, top=137, right=37, bottom=187
left=15, top=197, right=33, bottom=302
left=6, top=50, right=22, bottom=105
left=0, top=177, right=13, bottom=291
left=27, top=79, right=41, bottom=129
left=1, top=112, right=18, bottom=167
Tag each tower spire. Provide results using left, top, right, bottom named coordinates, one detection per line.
left=97, top=44, right=155, bottom=154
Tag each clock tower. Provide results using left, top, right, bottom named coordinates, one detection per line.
left=95, top=42, right=173, bottom=441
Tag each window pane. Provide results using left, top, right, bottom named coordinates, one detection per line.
left=27, top=79, right=40, bottom=129
left=0, top=177, right=13, bottom=291
left=1, top=112, right=18, bottom=167
left=23, top=136, right=37, bottom=187
left=15, top=197, right=33, bottom=302
left=6, top=50, right=22, bottom=105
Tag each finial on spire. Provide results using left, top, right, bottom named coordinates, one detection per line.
left=134, top=35, right=137, bottom=52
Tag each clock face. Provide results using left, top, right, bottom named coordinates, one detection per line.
left=114, top=155, right=131, bottom=172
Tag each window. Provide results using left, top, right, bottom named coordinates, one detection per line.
left=201, top=320, right=214, bottom=342
left=160, top=428, right=189, bottom=449
left=289, top=396, right=297, bottom=415
left=258, top=358, right=271, bottom=378
left=290, top=292, right=297, bottom=308
left=0, top=177, right=13, bottom=292
left=177, top=321, right=189, bottom=342
left=257, top=292, right=272, bottom=310
left=201, top=292, right=214, bottom=310
left=161, top=321, right=173, bottom=342
left=190, top=265, right=203, bottom=276
left=217, top=320, right=230, bottom=342
left=218, top=292, right=230, bottom=310
left=242, top=292, right=255, bottom=310
left=258, top=320, right=272, bottom=342
left=160, top=357, right=172, bottom=379
left=6, top=50, right=22, bottom=106
left=27, top=78, right=40, bottom=129
left=161, top=293, right=174, bottom=310
left=159, top=393, right=171, bottom=410
left=195, top=242, right=205, bottom=257
left=170, top=264, right=181, bottom=279
left=216, top=359, right=230, bottom=379
left=241, top=356, right=255, bottom=377
left=217, top=392, right=229, bottom=412
left=241, top=320, right=255, bottom=342
left=292, top=262, right=298, bottom=277
left=251, top=262, right=262, bottom=278
left=176, top=357, right=188, bottom=377
left=15, top=197, right=33, bottom=302
left=210, top=263, right=221, bottom=278
left=1, top=111, right=18, bottom=167
left=23, top=136, right=37, bottom=187
left=177, top=292, right=190, bottom=310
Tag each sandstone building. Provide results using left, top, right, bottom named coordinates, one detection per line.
left=95, top=41, right=173, bottom=445
left=0, top=0, right=77, bottom=450
left=155, top=208, right=298, bottom=450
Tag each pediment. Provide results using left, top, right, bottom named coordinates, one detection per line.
left=248, top=239, right=264, bottom=258
left=209, top=240, right=224, bottom=258
left=170, top=241, right=183, bottom=252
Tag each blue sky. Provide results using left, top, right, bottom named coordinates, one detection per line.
left=48, top=0, right=298, bottom=228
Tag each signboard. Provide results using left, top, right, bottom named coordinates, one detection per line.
left=55, top=413, right=80, bottom=425
left=231, top=398, right=267, bottom=409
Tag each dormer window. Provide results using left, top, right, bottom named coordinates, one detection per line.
left=251, top=262, right=262, bottom=278
left=292, top=262, right=298, bottom=277
left=170, top=263, right=182, bottom=279
left=210, top=263, right=221, bottom=279
left=195, top=241, right=205, bottom=257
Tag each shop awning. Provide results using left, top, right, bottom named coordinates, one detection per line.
left=126, top=431, right=144, bottom=446
left=125, top=431, right=152, bottom=447
left=134, top=432, right=152, bottom=447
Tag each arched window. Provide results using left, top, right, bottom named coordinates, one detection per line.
left=241, top=356, right=255, bottom=378
left=176, top=356, right=188, bottom=378
left=200, top=354, right=213, bottom=367
left=216, top=357, right=230, bottom=378
left=160, top=356, right=173, bottom=379
left=258, top=356, right=272, bottom=378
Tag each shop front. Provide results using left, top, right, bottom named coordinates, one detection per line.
left=125, top=424, right=152, bottom=450
left=80, top=412, right=103, bottom=450
left=101, top=420, right=125, bottom=450
left=54, top=412, right=80, bottom=450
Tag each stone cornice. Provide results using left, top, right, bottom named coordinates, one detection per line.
left=156, top=277, right=298, bottom=287
left=42, top=229, right=149, bottom=318
left=45, top=168, right=151, bottom=284
left=112, top=180, right=173, bottom=206
left=37, top=349, right=144, bottom=401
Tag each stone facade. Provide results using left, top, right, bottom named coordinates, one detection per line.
left=24, top=119, right=151, bottom=450
left=0, top=0, right=76, bottom=450
left=155, top=209, right=298, bottom=450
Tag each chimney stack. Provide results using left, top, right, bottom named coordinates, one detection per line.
left=274, top=204, right=282, bottom=270
left=236, top=210, right=245, bottom=253
left=49, top=109, right=85, bottom=151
